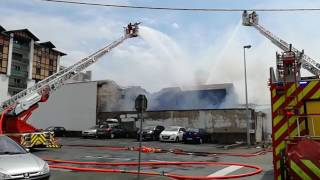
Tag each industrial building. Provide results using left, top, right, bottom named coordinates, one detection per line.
left=0, top=25, right=66, bottom=102
left=28, top=79, right=269, bottom=143
left=99, top=109, right=266, bottom=144
left=97, top=82, right=236, bottom=112
left=149, top=83, right=235, bottom=110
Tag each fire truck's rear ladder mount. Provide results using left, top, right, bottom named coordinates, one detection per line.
left=0, top=23, right=140, bottom=115
left=242, top=11, right=320, bottom=76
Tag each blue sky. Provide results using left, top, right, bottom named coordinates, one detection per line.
left=1, top=0, right=320, bottom=104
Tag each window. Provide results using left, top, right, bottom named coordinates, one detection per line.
left=14, top=65, right=21, bottom=71
left=0, top=45, right=3, bottom=56
left=12, top=53, right=23, bottom=60
left=49, top=59, right=54, bottom=66
left=36, top=68, right=41, bottom=75
left=0, top=45, right=2, bottom=62
left=14, top=78, right=21, bottom=84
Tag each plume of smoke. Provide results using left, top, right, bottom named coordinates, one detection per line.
left=139, top=25, right=241, bottom=108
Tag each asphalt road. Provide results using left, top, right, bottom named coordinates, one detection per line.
left=32, top=137, right=274, bottom=180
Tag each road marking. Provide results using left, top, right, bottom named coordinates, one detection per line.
left=207, top=165, right=243, bottom=177
left=83, top=155, right=132, bottom=161
left=149, top=160, right=176, bottom=162
left=52, top=168, right=72, bottom=172
left=107, top=157, right=132, bottom=161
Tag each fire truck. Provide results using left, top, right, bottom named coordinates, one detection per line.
left=243, top=11, right=320, bottom=179
left=0, top=23, right=140, bottom=148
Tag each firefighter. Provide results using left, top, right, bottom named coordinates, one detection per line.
left=127, top=23, right=133, bottom=34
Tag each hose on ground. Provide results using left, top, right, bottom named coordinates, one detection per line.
left=63, top=144, right=271, bottom=157
left=45, top=159, right=263, bottom=179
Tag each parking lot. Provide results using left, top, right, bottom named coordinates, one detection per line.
left=32, top=137, right=274, bottom=180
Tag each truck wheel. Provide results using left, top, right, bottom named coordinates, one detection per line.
left=110, top=133, right=115, bottom=139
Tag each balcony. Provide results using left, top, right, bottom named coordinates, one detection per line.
left=12, top=58, right=29, bottom=65
left=11, top=69, right=29, bottom=78
left=13, top=43, right=30, bottom=50
left=8, top=83, right=27, bottom=89
left=13, top=46, right=30, bottom=56
left=8, top=85, right=26, bottom=96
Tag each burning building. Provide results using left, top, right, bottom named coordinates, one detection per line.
left=96, top=82, right=236, bottom=112
left=28, top=79, right=266, bottom=144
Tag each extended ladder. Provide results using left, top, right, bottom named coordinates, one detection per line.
left=0, top=22, right=140, bottom=115
left=242, top=11, right=320, bottom=76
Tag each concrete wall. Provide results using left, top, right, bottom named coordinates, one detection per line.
left=98, top=109, right=260, bottom=144
left=29, top=81, right=97, bottom=131
left=0, top=74, right=9, bottom=102
left=97, top=80, right=147, bottom=112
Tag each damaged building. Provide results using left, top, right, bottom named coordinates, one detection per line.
left=97, top=82, right=236, bottom=111
left=29, top=79, right=268, bottom=144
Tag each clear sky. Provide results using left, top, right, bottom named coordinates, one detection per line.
left=1, top=0, right=320, bottom=104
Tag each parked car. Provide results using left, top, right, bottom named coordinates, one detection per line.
left=45, top=126, right=66, bottom=137
left=82, top=125, right=100, bottom=138
left=137, top=125, right=165, bottom=141
left=159, top=126, right=186, bottom=142
left=0, top=135, right=50, bottom=180
left=183, top=128, right=209, bottom=144
left=97, top=124, right=128, bottom=139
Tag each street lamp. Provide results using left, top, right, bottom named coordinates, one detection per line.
left=243, top=45, right=251, bottom=147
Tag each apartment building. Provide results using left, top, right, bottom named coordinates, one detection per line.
left=0, top=25, right=66, bottom=102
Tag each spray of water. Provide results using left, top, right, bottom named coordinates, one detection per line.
left=137, top=25, right=240, bottom=108
left=206, top=19, right=242, bottom=84
left=139, top=26, right=195, bottom=87
left=124, top=20, right=272, bottom=108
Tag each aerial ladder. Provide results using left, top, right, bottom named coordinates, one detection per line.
left=242, top=10, right=320, bottom=76
left=0, top=22, right=140, bottom=148
left=243, top=11, right=320, bottom=180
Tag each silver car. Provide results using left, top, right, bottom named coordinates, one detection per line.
left=0, top=135, right=50, bottom=180
left=81, top=125, right=99, bottom=138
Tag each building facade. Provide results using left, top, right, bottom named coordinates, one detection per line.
left=96, top=82, right=236, bottom=112
left=29, top=81, right=97, bottom=131
left=98, top=109, right=264, bottom=144
left=0, top=25, right=65, bottom=102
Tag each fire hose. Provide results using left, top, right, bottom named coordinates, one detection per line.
left=63, top=144, right=271, bottom=157
left=45, top=159, right=263, bottom=179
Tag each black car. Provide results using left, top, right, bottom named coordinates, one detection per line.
left=97, top=124, right=128, bottom=139
left=137, top=125, right=165, bottom=141
left=182, top=128, right=209, bottom=144
left=45, top=126, right=66, bottom=137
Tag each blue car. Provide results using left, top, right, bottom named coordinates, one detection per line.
left=183, top=128, right=208, bottom=144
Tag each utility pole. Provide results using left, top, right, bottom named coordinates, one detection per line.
left=243, top=45, right=251, bottom=147
left=135, top=95, right=148, bottom=179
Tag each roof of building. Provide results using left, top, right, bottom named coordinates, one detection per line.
left=5, top=29, right=40, bottom=41
left=52, top=49, right=67, bottom=56
left=35, top=41, right=67, bottom=56
left=0, top=26, right=6, bottom=32
left=157, top=83, right=234, bottom=92
left=0, top=26, right=9, bottom=37
left=39, top=41, right=56, bottom=48
left=182, top=83, right=234, bottom=91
